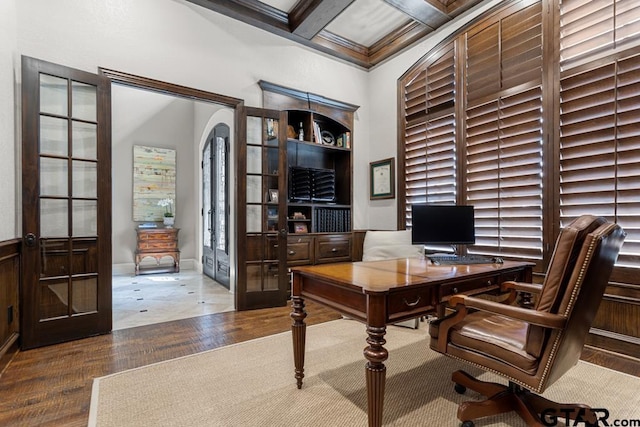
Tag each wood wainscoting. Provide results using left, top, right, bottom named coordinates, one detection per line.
left=0, top=238, right=20, bottom=373
left=588, top=282, right=640, bottom=358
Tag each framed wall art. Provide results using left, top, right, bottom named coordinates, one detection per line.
left=132, top=145, right=176, bottom=221
left=370, top=157, right=395, bottom=200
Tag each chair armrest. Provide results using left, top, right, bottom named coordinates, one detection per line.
left=501, top=281, right=543, bottom=294
left=500, top=281, right=543, bottom=305
left=449, top=294, right=567, bottom=329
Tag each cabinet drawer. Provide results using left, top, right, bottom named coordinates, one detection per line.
left=315, top=235, right=351, bottom=263
left=138, top=241, right=178, bottom=250
left=439, top=274, right=499, bottom=300
left=287, top=236, right=313, bottom=264
left=388, top=287, right=436, bottom=320
left=138, top=231, right=176, bottom=241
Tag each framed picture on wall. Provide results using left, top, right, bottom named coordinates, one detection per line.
left=132, top=145, right=176, bottom=221
left=370, top=157, right=395, bottom=200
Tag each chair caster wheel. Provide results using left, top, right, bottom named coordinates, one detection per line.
left=461, top=421, right=474, bottom=427
left=454, top=383, right=467, bottom=394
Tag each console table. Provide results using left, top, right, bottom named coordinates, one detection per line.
left=290, top=258, right=533, bottom=427
left=135, top=227, right=180, bottom=275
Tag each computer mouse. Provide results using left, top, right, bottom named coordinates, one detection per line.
left=431, top=259, right=440, bottom=266
left=492, top=257, right=504, bottom=264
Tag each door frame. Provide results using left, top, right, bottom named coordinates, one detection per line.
left=98, top=68, right=243, bottom=301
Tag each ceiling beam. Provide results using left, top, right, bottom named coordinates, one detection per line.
left=383, top=0, right=450, bottom=29
left=289, top=0, right=355, bottom=40
left=185, top=0, right=290, bottom=33
left=186, top=0, right=373, bottom=68
left=184, top=0, right=464, bottom=69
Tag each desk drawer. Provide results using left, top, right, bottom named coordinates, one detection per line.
left=439, top=275, right=499, bottom=300
left=287, top=236, right=313, bottom=264
left=388, top=287, right=436, bottom=320
left=499, top=269, right=527, bottom=284
left=315, top=235, right=351, bottom=263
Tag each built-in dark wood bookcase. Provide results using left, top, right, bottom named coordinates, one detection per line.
left=235, top=82, right=358, bottom=310
left=260, top=81, right=358, bottom=239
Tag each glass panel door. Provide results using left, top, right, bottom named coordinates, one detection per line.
left=237, top=107, right=287, bottom=310
left=202, top=139, right=214, bottom=279
left=21, top=56, right=111, bottom=349
left=202, top=123, right=230, bottom=288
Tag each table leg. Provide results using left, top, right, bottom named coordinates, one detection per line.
left=290, top=295, right=307, bottom=389
left=364, top=324, right=388, bottom=427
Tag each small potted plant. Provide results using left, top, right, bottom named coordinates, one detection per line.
left=157, top=198, right=175, bottom=227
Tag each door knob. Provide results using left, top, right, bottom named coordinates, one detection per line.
left=24, top=233, right=37, bottom=247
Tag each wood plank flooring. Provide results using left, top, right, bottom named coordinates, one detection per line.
left=1, top=303, right=639, bottom=427
left=0, top=302, right=340, bottom=427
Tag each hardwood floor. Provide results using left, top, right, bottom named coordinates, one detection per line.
left=1, top=302, right=639, bottom=427
left=0, top=302, right=341, bottom=427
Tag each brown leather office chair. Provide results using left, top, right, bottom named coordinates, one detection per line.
left=429, top=215, right=626, bottom=427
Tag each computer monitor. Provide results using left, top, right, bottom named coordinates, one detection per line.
left=411, top=204, right=475, bottom=246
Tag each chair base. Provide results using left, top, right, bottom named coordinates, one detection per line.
left=452, top=370, right=599, bottom=427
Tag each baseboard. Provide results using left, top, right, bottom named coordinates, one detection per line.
left=0, top=332, right=19, bottom=377
left=113, top=259, right=198, bottom=276
left=581, top=344, right=640, bottom=377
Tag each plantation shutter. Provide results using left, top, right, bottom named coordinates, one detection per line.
left=402, top=42, right=456, bottom=227
left=465, top=1, right=544, bottom=259
left=560, top=0, right=640, bottom=69
left=560, top=0, right=640, bottom=269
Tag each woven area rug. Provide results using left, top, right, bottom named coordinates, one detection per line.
left=89, top=319, right=640, bottom=426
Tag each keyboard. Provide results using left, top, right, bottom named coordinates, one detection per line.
left=428, top=254, right=501, bottom=265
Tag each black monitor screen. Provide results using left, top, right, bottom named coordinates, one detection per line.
left=411, top=204, right=475, bottom=245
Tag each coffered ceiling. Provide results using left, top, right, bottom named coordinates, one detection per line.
left=185, top=0, right=486, bottom=69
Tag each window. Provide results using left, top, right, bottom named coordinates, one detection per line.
left=559, top=0, right=640, bottom=279
left=401, top=42, right=457, bottom=229
left=400, top=0, right=544, bottom=261
left=399, top=0, right=640, bottom=280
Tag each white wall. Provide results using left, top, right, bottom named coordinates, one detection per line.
left=366, top=0, right=501, bottom=230
left=10, top=0, right=371, bottom=261
left=0, top=0, right=18, bottom=241
left=4, top=0, right=502, bottom=250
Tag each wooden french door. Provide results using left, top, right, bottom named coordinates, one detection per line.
left=21, top=56, right=112, bottom=349
left=202, top=124, right=230, bottom=288
left=236, top=107, right=289, bottom=310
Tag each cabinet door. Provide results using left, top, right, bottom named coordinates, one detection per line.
left=237, top=107, right=288, bottom=310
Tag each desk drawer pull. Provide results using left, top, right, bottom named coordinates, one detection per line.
left=452, top=287, right=459, bottom=294
left=288, top=250, right=296, bottom=255
left=331, top=247, right=338, bottom=252
left=403, top=296, right=421, bottom=307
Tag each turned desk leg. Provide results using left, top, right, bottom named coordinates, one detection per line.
left=364, top=324, right=388, bottom=427
left=290, top=295, right=307, bottom=389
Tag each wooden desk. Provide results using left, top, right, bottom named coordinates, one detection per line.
left=135, top=227, right=180, bottom=275
left=290, top=258, right=533, bottom=427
